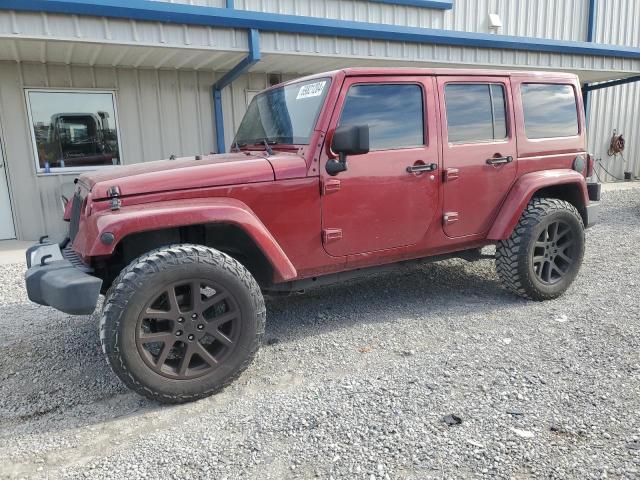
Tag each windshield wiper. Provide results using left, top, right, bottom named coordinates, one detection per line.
left=257, top=138, right=274, bottom=156
left=230, top=140, right=247, bottom=152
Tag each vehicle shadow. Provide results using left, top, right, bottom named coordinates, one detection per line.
left=264, top=257, right=518, bottom=343
left=0, top=258, right=520, bottom=439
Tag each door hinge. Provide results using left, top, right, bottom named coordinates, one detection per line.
left=322, top=228, right=343, bottom=243
left=322, top=179, right=341, bottom=195
left=443, top=212, right=459, bottom=225
left=443, top=168, right=460, bottom=182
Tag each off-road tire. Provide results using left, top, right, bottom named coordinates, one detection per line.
left=496, top=198, right=585, bottom=301
left=99, top=244, right=265, bottom=404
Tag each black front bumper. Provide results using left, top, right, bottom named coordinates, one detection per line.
left=25, top=240, right=102, bottom=315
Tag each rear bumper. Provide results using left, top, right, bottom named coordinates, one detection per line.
left=585, top=202, right=600, bottom=228
left=25, top=240, right=102, bottom=315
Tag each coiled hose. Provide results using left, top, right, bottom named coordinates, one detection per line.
left=595, top=130, right=627, bottom=181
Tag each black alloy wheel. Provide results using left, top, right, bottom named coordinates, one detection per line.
left=496, top=198, right=585, bottom=301
left=531, top=220, right=578, bottom=285
left=136, top=279, right=241, bottom=380
left=100, top=245, right=265, bottom=404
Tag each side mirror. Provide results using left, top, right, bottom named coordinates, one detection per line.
left=327, top=125, right=370, bottom=176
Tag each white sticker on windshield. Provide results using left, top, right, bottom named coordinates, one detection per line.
left=296, top=81, right=327, bottom=100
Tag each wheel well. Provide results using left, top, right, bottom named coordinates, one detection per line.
left=94, top=224, right=275, bottom=293
left=532, top=183, right=587, bottom=226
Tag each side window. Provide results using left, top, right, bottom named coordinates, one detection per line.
left=444, top=83, right=507, bottom=143
left=521, top=84, right=579, bottom=139
left=339, top=84, right=424, bottom=150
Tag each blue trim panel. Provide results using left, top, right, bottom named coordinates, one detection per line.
left=586, top=0, right=597, bottom=42
left=212, top=28, right=260, bottom=153
left=582, top=83, right=590, bottom=126
left=583, top=0, right=596, bottom=124
left=4, top=0, right=640, bottom=59
left=584, top=75, right=640, bottom=92
left=369, top=0, right=452, bottom=9
left=226, top=0, right=234, bottom=8
left=212, top=89, right=225, bottom=153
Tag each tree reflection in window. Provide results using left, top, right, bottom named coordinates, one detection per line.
left=339, top=84, right=424, bottom=151
left=445, top=83, right=507, bottom=143
left=521, top=84, right=578, bottom=139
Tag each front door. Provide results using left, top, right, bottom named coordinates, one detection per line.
left=321, top=76, right=440, bottom=257
left=0, top=140, right=15, bottom=240
left=438, top=76, right=518, bottom=238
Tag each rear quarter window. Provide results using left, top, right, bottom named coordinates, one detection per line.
left=521, top=84, right=579, bottom=139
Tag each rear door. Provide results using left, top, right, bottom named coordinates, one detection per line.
left=438, top=76, right=517, bottom=238
left=321, top=76, right=440, bottom=257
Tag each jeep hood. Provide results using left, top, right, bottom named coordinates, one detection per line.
left=80, top=152, right=304, bottom=200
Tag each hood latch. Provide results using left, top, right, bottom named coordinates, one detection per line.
left=107, top=185, right=121, bottom=211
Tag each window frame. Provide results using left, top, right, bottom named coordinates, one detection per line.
left=520, top=82, right=581, bottom=141
left=443, top=81, right=511, bottom=145
left=24, top=88, right=124, bottom=175
left=337, top=81, right=427, bottom=152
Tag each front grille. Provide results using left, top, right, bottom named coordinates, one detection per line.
left=68, top=192, right=83, bottom=242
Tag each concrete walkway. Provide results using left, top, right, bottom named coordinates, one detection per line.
left=0, top=240, right=32, bottom=266
left=0, top=180, right=637, bottom=266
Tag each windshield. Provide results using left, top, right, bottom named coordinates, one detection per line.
left=234, top=78, right=331, bottom=146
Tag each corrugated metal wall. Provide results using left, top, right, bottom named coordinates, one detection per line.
left=157, top=0, right=589, bottom=41
left=0, top=61, right=287, bottom=238
left=1, top=0, right=639, bottom=239
left=5, top=9, right=638, bottom=80
left=587, top=0, right=640, bottom=181
left=588, top=82, right=640, bottom=181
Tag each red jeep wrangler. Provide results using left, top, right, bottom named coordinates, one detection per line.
left=25, top=68, right=600, bottom=403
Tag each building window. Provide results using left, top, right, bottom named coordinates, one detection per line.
left=339, top=84, right=424, bottom=151
left=521, top=84, right=579, bottom=139
left=25, top=90, right=122, bottom=173
left=444, top=83, right=507, bottom=143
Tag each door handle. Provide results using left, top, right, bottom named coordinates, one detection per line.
left=486, top=156, right=513, bottom=165
left=407, top=163, right=438, bottom=173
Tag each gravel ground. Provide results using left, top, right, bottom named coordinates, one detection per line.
left=1, top=188, right=639, bottom=480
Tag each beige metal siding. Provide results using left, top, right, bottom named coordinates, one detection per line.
left=594, top=0, right=640, bottom=47
left=586, top=1, right=640, bottom=182
left=155, top=0, right=590, bottom=41
left=587, top=81, right=640, bottom=182
left=3, top=10, right=640, bottom=80
left=0, top=10, right=247, bottom=70
left=0, top=61, right=228, bottom=238
left=256, top=31, right=640, bottom=82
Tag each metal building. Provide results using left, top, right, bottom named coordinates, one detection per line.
left=0, top=0, right=638, bottom=240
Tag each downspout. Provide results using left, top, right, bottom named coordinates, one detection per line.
left=212, top=28, right=261, bottom=153
left=583, top=0, right=597, bottom=120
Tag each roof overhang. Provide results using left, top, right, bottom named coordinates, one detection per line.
left=4, top=0, right=640, bottom=60
left=0, top=1, right=639, bottom=84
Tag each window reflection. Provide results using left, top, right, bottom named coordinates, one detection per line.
left=27, top=91, right=121, bottom=172
left=521, top=84, right=578, bottom=139
left=445, top=83, right=507, bottom=143
left=235, top=78, right=331, bottom=146
left=339, top=84, right=424, bottom=150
